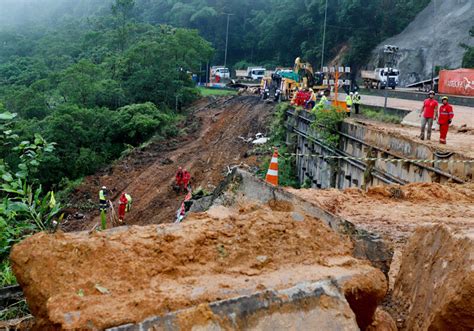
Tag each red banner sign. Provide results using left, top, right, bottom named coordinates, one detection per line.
left=438, top=69, right=474, bottom=97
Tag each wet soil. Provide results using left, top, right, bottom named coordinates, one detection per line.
left=10, top=201, right=386, bottom=330
left=64, top=96, right=273, bottom=231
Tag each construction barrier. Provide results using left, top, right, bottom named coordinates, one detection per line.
left=265, top=149, right=279, bottom=186
left=438, top=69, right=474, bottom=97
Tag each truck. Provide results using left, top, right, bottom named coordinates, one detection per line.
left=210, top=66, right=231, bottom=80
left=246, top=67, right=266, bottom=80
left=361, top=68, right=399, bottom=89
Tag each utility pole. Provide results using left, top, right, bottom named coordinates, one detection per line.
left=320, top=0, right=329, bottom=69
left=431, top=0, right=437, bottom=90
left=224, top=13, right=233, bottom=68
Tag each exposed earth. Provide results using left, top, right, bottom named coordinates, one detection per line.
left=64, top=96, right=273, bottom=231
left=5, top=95, right=474, bottom=331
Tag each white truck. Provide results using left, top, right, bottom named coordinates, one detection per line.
left=210, top=66, right=230, bottom=79
left=361, top=68, right=399, bottom=89
left=246, top=67, right=266, bottom=80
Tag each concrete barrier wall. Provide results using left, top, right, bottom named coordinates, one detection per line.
left=286, top=109, right=472, bottom=189
left=107, top=279, right=360, bottom=331
left=361, top=89, right=474, bottom=107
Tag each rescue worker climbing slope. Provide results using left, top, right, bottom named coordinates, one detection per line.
left=118, top=193, right=128, bottom=223
left=99, top=186, right=108, bottom=230
left=183, top=169, right=191, bottom=191
left=125, top=193, right=133, bottom=212
left=175, top=167, right=184, bottom=192
left=437, top=96, right=454, bottom=144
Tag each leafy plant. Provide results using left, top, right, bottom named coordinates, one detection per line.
left=0, top=260, right=16, bottom=287
left=311, top=107, right=346, bottom=148
left=0, top=111, right=62, bottom=263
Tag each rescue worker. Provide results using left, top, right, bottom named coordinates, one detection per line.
left=125, top=193, right=133, bottom=212
left=419, top=90, right=438, bottom=140
left=175, top=167, right=184, bottom=191
left=305, top=88, right=317, bottom=109
left=118, top=192, right=128, bottom=223
left=345, top=92, right=353, bottom=116
left=99, top=186, right=108, bottom=230
left=437, top=96, right=454, bottom=144
left=312, top=89, right=331, bottom=112
left=353, top=92, right=361, bottom=115
left=183, top=169, right=191, bottom=191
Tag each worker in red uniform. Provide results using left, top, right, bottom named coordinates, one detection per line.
left=437, top=96, right=454, bottom=144
left=419, top=90, right=438, bottom=140
left=182, top=169, right=191, bottom=191
left=118, top=192, right=128, bottom=223
left=175, top=167, right=184, bottom=191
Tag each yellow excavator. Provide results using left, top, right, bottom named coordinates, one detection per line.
left=259, top=57, right=327, bottom=102
left=294, top=57, right=327, bottom=91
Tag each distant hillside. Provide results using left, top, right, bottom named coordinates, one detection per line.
left=0, top=0, right=111, bottom=28
left=369, top=0, right=474, bottom=86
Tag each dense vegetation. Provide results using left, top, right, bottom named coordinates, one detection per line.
left=0, top=0, right=213, bottom=290
left=0, top=0, right=213, bottom=187
left=2, top=0, right=431, bottom=69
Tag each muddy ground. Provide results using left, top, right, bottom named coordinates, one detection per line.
left=288, top=183, right=474, bottom=329
left=11, top=200, right=387, bottom=330
left=64, top=96, right=273, bottom=231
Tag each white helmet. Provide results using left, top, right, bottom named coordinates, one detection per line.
left=101, top=186, right=107, bottom=190
left=350, top=92, right=354, bottom=95
left=355, top=92, right=359, bottom=95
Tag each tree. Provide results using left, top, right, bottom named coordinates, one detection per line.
left=111, top=0, right=136, bottom=52
left=461, top=27, right=474, bottom=68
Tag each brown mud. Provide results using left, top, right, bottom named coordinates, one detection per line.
left=11, top=201, right=387, bottom=330
left=64, top=96, right=273, bottom=231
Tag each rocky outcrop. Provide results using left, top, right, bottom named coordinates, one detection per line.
left=369, top=0, right=474, bottom=86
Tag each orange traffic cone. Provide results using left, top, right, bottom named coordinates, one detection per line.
left=265, top=149, right=279, bottom=186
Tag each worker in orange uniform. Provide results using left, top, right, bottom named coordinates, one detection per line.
left=437, top=96, right=454, bottom=144
left=182, top=169, right=191, bottom=191
left=175, top=167, right=184, bottom=191
left=118, top=192, right=128, bottom=224
left=419, top=90, right=438, bottom=140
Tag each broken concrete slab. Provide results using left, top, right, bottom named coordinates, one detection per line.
left=393, top=225, right=474, bottom=330
left=107, top=279, right=360, bottom=331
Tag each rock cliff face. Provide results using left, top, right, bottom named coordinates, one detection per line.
left=369, top=0, right=473, bottom=86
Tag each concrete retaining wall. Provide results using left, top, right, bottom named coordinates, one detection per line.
left=286, top=109, right=472, bottom=190
left=107, top=279, right=360, bottom=331
left=361, top=89, right=474, bottom=107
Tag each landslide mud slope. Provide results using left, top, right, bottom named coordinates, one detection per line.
left=66, top=96, right=273, bottom=231
left=288, top=183, right=474, bottom=250
left=11, top=201, right=387, bottom=330
left=393, top=225, right=474, bottom=331
left=289, top=183, right=474, bottom=329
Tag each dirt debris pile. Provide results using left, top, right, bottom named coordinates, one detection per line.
left=289, top=182, right=474, bottom=330
left=11, top=200, right=389, bottom=330
left=288, top=182, right=474, bottom=247
left=393, top=225, right=474, bottom=330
